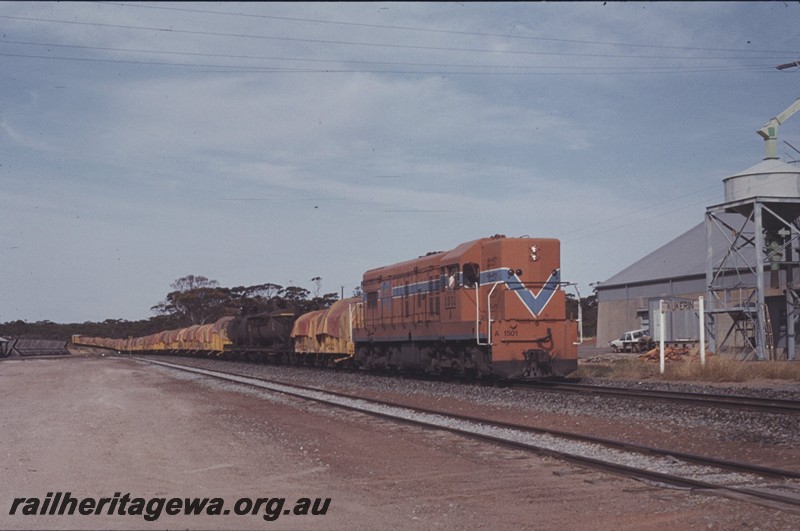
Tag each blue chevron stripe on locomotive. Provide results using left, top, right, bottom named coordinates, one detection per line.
left=385, top=267, right=561, bottom=318
left=480, top=268, right=561, bottom=318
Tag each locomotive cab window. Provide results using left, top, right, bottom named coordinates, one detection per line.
left=462, top=262, right=480, bottom=288
left=446, top=264, right=460, bottom=290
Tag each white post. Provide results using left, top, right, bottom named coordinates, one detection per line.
left=698, top=296, right=706, bottom=367
left=572, top=284, right=584, bottom=345
left=659, top=300, right=666, bottom=374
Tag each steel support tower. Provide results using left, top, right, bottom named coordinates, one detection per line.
left=705, top=196, right=800, bottom=361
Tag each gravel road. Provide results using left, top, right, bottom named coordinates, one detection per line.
left=1, top=355, right=799, bottom=530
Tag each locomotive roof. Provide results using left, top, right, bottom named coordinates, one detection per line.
left=361, top=238, right=484, bottom=279
left=361, top=235, right=558, bottom=280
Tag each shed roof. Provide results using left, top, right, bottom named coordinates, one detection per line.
left=599, top=213, right=752, bottom=289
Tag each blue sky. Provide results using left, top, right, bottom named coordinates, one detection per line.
left=2, top=1, right=800, bottom=323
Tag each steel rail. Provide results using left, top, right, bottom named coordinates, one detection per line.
left=132, top=356, right=800, bottom=514
left=513, top=380, right=800, bottom=415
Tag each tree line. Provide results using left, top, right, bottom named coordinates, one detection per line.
left=0, top=275, right=340, bottom=341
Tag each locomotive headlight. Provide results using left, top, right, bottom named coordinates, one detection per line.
left=530, top=245, right=539, bottom=261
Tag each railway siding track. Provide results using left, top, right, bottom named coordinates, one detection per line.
left=516, top=380, right=800, bottom=415
left=133, top=357, right=800, bottom=515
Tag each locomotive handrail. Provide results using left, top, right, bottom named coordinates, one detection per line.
left=476, top=279, right=582, bottom=347
left=474, top=285, right=485, bottom=346
left=475, top=283, right=499, bottom=347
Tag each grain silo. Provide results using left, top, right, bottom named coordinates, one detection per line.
left=596, top=98, right=800, bottom=361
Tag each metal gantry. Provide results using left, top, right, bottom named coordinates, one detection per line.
left=705, top=197, right=800, bottom=361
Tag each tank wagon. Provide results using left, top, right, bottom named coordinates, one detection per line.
left=225, top=309, right=296, bottom=362
left=72, top=235, right=578, bottom=379
left=354, top=235, right=577, bottom=379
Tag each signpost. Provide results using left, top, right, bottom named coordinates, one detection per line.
left=658, top=297, right=706, bottom=374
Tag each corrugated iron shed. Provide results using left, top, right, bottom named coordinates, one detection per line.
left=600, top=213, right=753, bottom=288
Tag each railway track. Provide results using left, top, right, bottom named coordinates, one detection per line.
left=132, top=356, right=800, bottom=515
left=513, top=380, right=800, bottom=415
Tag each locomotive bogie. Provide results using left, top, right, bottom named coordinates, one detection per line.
left=354, top=339, right=491, bottom=378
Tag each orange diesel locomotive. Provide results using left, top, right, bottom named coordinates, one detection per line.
left=354, top=235, right=578, bottom=379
